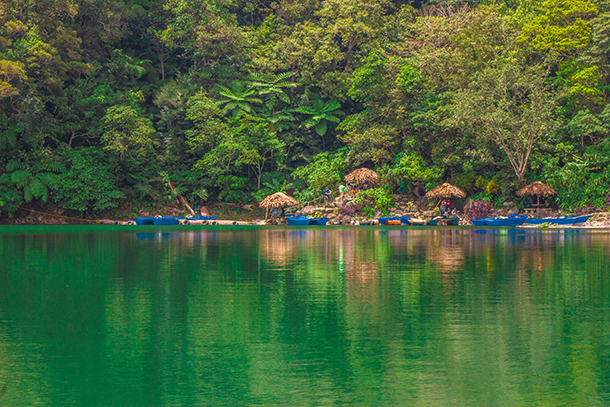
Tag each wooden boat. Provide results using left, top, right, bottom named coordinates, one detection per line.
left=134, top=217, right=155, bottom=225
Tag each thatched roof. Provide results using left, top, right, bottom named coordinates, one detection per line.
left=344, top=168, right=378, bottom=185
left=259, top=192, right=299, bottom=209
left=425, top=183, right=467, bottom=199
left=517, top=181, right=557, bottom=197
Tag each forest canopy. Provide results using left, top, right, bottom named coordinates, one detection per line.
left=1, top=0, right=609, bottom=217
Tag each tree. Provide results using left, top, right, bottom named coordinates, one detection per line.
left=102, top=101, right=156, bottom=161
left=444, top=57, right=558, bottom=181
left=294, top=97, right=345, bottom=138
left=217, top=83, right=262, bottom=116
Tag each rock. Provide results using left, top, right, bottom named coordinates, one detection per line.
left=503, top=201, right=515, bottom=207
left=507, top=206, right=519, bottom=215
left=301, top=205, right=316, bottom=215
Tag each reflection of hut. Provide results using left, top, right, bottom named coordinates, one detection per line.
left=517, top=181, right=557, bottom=208
left=345, top=168, right=378, bottom=189
left=425, top=183, right=467, bottom=200
left=259, top=192, right=299, bottom=220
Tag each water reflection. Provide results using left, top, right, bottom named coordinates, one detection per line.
left=1, top=226, right=610, bottom=406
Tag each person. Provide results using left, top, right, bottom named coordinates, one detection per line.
left=364, top=180, right=369, bottom=190
left=347, top=182, right=352, bottom=195
left=399, top=180, right=405, bottom=194
left=323, top=187, right=330, bottom=202
left=439, top=199, right=448, bottom=215
left=338, top=184, right=346, bottom=197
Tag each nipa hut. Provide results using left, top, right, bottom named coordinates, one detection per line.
left=425, top=183, right=467, bottom=199
left=344, top=168, right=378, bottom=188
left=516, top=181, right=557, bottom=206
left=259, top=192, right=299, bottom=219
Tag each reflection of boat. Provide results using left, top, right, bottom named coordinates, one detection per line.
left=287, top=215, right=312, bottom=226
left=134, top=217, right=155, bottom=225
left=526, top=215, right=590, bottom=226
left=378, top=216, right=410, bottom=225
left=428, top=217, right=459, bottom=226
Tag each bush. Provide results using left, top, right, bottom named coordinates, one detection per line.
left=464, top=199, right=493, bottom=219
left=354, top=188, right=393, bottom=210
left=486, top=179, right=501, bottom=195
left=338, top=203, right=356, bottom=217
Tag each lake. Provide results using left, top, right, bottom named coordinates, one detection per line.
left=1, top=226, right=610, bottom=406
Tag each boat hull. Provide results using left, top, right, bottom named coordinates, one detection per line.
left=153, top=216, right=180, bottom=226
left=526, top=217, right=576, bottom=225
left=572, top=215, right=591, bottom=226
left=134, top=217, right=155, bottom=225
left=287, top=216, right=312, bottom=226
left=485, top=218, right=526, bottom=226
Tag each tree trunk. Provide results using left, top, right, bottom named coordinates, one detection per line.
left=168, top=181, right=196, bottom=216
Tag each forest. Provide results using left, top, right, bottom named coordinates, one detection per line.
left=1, top=0, right=609, bottom=219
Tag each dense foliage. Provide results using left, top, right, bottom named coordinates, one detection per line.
left=1, top=0, right=610, bottom=217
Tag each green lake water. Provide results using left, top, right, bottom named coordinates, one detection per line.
left=1, top=226, right=610, bottom=406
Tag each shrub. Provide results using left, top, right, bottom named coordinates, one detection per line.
left=338, top=203, right=356, bottom=217
left=464, top=199, right=493, bottom=219
left=354, top=188, right=393, bottom=210
left=486, top=179, right=501, bottom=195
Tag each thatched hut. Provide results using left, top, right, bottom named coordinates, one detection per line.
left=517, top=181, right=557, bottom=206
left=344, top=168, right=378, bottom=188
left=259, top=192, right=299, bottom=219
left=425, top=183, right=467, bottom=199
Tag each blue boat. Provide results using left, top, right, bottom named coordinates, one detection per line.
left=287, top=215, right=312, bottom=226
left=526, top=215, right=588, bottom=226
left=428, top=217, right=460, bottom=226
left=471, top=214, right=528, bottom=226
left=572, top=215, right=591, bottom=226
left=484, top=217, right=526, bottom=226
left=152, top=216, right=180, bottom=226
left=310, top=217, right=329, bottom=226
left=134, top=217, right=155, bottom=225
left=471, top=218, right=490, bottom=226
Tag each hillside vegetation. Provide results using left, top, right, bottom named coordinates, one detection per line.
left=1, top=0, right=609, bottom=219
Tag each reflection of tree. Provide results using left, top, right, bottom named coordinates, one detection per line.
left=1, top=228, right=610, bottom=404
